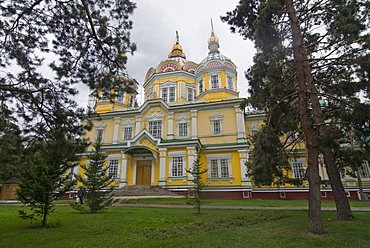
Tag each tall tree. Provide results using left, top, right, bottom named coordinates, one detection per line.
left=0, top=0, right=137, bottom=139
left=0, top=105, right=23, bottom=183
left=73, top=138, right=117, bottom=214
left=222, top=0, right=369, bottom=233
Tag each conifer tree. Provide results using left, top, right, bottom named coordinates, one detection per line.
left=222, top=0, right=369, bottom=233
left=0, top=105, right=23, bottom=183
left=16, top=141, right=79, bottom=227
left=186, top=150, right=208, bottom=214
left=74, top=138, right=117, bottom=214
left=0, top=0, right=136, bottom=141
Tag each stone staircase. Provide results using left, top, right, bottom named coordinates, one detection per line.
left=114, top=185, right=180, bottom=197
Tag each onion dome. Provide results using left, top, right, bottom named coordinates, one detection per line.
left=168, top=31, right=186, bottom=59
left=198, top=20, right=236, bottom=70
left=208, top=19, right=220, bottom=54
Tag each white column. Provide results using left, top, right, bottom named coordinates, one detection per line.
left=191, top=109, right=198, bottom=139
left=238, top=149, right=250, bottom=186
left=235, top=105, right=247, bottom=143
left=113, top=117, right=121, bottom=144
left=167, top=112, right=174, bottom=140
left=135, top=115, right=142, bottom=135
left=119, top=152, right=128, bottom=187
left=158, top=148, right=167, bottom=186
left=187, top=147, right=196, bottom=182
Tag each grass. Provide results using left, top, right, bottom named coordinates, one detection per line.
left=0, top=203, right=369, bottom=248
left=118, top=197, right=370, bottom=208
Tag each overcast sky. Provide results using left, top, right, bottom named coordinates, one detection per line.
left=78, top=0, right=256, bottom=107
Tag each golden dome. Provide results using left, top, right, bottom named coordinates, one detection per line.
left=208, top=19, right=220, bottom=54
left=168, top=31, right=186, bottom=59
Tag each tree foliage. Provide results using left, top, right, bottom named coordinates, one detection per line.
left=73, top=139, right=117, bottom=214
left=222, top=0, right=369, bottom=233
left=0, top=105, right=23, bottom=183
left=16, top=140, right=81, bottom=227
left=0, top=0, right=136, bottom=139
left=186, top=150, right=208, bottom=214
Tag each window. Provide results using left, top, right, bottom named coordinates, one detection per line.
left=178, top=123, right=188, bottom=137
left=123, top=127, right=133, bottom=140
left=162, top=87, right=175, bottom=102
left=210, top=159, right=230, bottom=178
left=292, top=162, right=306, bottom=179
left=162, top=88, right=168, bottom=102
left=148, top=121, right=162, bottom=138
left=360, top=161, right=370, bottom=178
left=129, top=95, right=135, bottom=107
left=199, top=80, right=204, bottom=93
left=95, top=122, right=106, bottom=141
left=227, top=75, right=234, bottom=90
left=172, top=157, right=184, bottom=177
left=211, top=75, right=219, bottom=89
left=188, top=88, right=195, bottom=102
left=96, top=129, right=104, bottom=141
left=169, top=87, right=176, bottom=102
left=116, top=92, right=126, bottom=102
left=213, top=120, right=221, bottom=134
left=108, top=159, right=119, bottom=178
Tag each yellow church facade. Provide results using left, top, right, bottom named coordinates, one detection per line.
left=78, top=28, right=370, bottom=200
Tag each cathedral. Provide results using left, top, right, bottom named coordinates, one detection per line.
left=78, top=26, right=370, bottom=200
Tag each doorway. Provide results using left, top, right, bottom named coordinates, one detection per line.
left=136, top=160, right=152, bottom=185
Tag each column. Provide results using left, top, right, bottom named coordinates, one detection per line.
left=135, top=115, right=142, bottom=135
left=119, top=152, right=128, bottom=187
left=191, top=109, right=198, bottom=139
left=238, top=149, right=251, bottom=186
left=235, top=105, right=247, bottom=143
left=158, top=148, right=167, bottom=186
left=187, top=147, right=196, bottom=182
left=113, top=117, right=121, bottom=144
left=167, top=112, right=174, bottom=140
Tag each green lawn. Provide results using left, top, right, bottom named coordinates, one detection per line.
left=0, top=204, right=369, bottom=248
left=118, top=197, right=370, bottom=208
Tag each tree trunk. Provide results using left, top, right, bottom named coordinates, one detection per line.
left=307, top=68, right=353, bottom=220
left=285, top=0, right=323, bottom=234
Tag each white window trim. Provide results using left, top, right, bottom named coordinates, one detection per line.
left=289, top=158, right=307, bottom=179
left=187, top=88, right=195, bottom=102
left=209, top=74, right=219, bottom=89
left=210, top=112, right=224, bottom=135
left=227, top=75, right=234, bottom=90
left=168, top=151, right=187, bottom=182
left=95, top=122, right=107, bottom=141
left=206, top=154, right=233, bottom=182
left=107, top=159, right=120, bottom=179
left=176, top=115, right=190, bottom=138
left=122, top=120, right=135, bottom=141
left=146, top=114, right=165, bottom=138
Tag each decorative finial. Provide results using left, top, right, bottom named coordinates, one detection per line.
left=211, top=18, right=215, bottom=35
left=208, top=19, right=220, bottom=54
left=168, top=31, right=186, bottom=59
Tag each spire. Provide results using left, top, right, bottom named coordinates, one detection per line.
left=168, top=31, right=186, bottom=59
left=208, top=19, right=220, bottom=54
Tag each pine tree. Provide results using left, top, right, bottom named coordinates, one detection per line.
left=0, top=105, right=24, bottom=183
left=16, top=141, right=78, bottom=227
left=74, top=139, right=117, bottom=214
left=222, top=0, right=369, bottom=233
left=186, top=150, right=208, bottom=214
left=0, top=0, right=136, bottom=141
